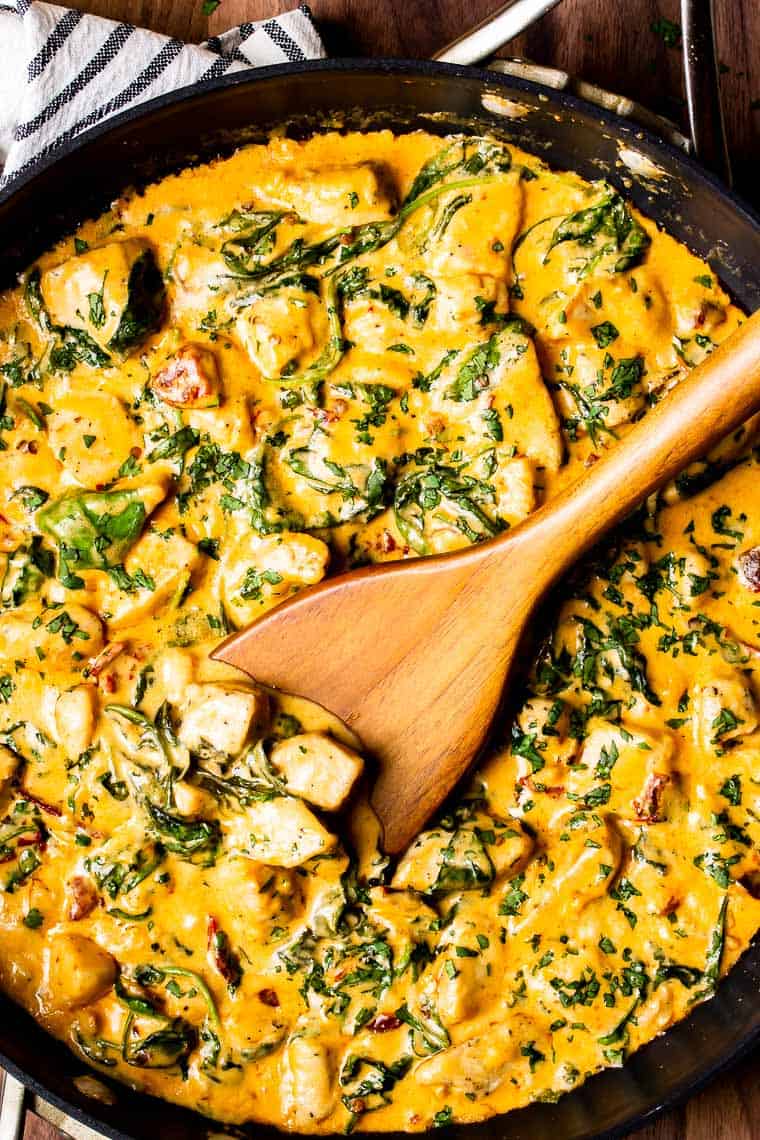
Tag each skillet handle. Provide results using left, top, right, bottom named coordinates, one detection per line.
left=432, top=0, right=563, bottom=65
left=681, top=0, right=732, bottom=184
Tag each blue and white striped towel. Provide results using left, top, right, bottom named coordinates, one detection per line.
left=0, top=0, right=325, bottom=191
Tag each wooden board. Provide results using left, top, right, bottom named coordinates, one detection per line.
left=5, top=2, right=760, bottom=1139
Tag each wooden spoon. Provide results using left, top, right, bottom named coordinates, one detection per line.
left=215, top=310, right=760, bottom=854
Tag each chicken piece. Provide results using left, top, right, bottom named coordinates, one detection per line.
left=66, top=875, right=99, bottom=921
left=392, top=826, right=493, bottom=895
left=178, top=682, right=268, bottom=757
left=569, top=722, right=676, bottom=822
left=263, top=162, right=396, bottom=225
left=280, top=1034, right=335, bottom=1128
left=416, top=1021, right=520, bottom=1094
left=0, top=602, right=104, bottom=670
left=39, top=239, right=164, bottom=357
left=172, top=243, right=230, bottom=311
left=420, top=326, right=563, bottom=474
left=665, top=549, right=717, bottom=603
left=492, top=457, right=536, bottom=525
left=693, top=674, right=758, bottom=751
left=150, top=345, right=221, bottom=409
left=98, top=527, right=201, bottom=630
left=222, top=531, right=329, bottom=627
left=43, top=934, right=116, bottom=1010
left=413, top=175, right=523, bottom=281
left=54, top=685, right=97, bottom=760
left=154, top=647, right=195, bottom=705
left=485, top=820, right=535, bottom=880
left=172, top=780, right=215, bottom=818
left=270, top=733, right=363, bottom=811
left=430, top=275, right=510, bottom=334
left=212, top=857, right=303, bottom=929
left=46, top=392, right=142, bottom=488
left=235, top=286, right=327, bottom=379
left=224, top=796, right=336, bottom=868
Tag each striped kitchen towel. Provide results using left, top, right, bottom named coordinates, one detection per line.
left=0, top=0, right=325, bottom=191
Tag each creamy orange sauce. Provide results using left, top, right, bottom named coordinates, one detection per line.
left=0, top=129, right=758, bottom=1133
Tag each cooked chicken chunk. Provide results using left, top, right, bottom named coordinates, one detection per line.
left=270, top=733, right=363, bottom=811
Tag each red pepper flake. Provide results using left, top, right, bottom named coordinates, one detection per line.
left=258, top=988, right=280, bottom=1007
left=85, top=641, right=125, bottom=678
left=207, top=915, right=243, bottom=993
left=368, top=1013, right=401, bottom=1032
left=633, top=772, right=670, bottom=822
left=20, top=789, right=62, bottom=817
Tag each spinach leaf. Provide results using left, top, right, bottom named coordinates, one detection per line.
left=394, top=461, right=502, bottom=555
left=220, top=210, right=288, bottom=275
left=38, top=489, right=148, bottom=578
left=546, top=185, right=650, bottom=277
left=107, top=249, right=165, bottom=356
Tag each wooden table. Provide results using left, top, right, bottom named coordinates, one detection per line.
left=9, top=2, right=760, bottom=1139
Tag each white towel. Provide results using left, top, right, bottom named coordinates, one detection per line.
left=0, top=0, right=326, bottom=191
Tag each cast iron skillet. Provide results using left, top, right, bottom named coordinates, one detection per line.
left=0, top=59, right=759, bottom=1140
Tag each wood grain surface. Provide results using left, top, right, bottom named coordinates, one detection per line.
left=9, top=2, right=760, bottom=1139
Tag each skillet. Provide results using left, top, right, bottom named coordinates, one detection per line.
left=0, top=53, right=759, bottom=1140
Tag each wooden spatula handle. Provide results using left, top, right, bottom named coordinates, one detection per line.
left=508, top=309, right=760, bottom=585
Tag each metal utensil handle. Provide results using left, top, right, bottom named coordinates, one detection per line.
left=432, top=0, right=562, bottom=65
left=681, top=0, right=732, bottom=183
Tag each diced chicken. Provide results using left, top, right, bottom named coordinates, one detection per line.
left=66, top=875, right=99, bottom=921
left=150, top=345, right=221, bottom=409
left=224, top=796, right=336, bottom=868
left=263, top=162, right=396, bottom=225
left=99, top=528, right=201, bottom=630
left=517, top=696, right=570, bottom=738
left=571, top=722, right=675, bottom=823
left=665, top=549, right=716, bottom=603
left=43, top=934, right=116, bottom=1010
left=693, top=675, right=758, bottom=750
left=492, top=457, right=536, bottom=525
left=223, top=531, right=329, bottom=626
left=280, top=1034, right=335, bottom=1127
left=40, top=238, right=163, bottom=356
left=172, top=779, right=214, bottom=818
left=425, top=907, right=503, bottom=1023
left=212, top=857, right=303, bottom=928
left=235, top=286, right=326, bottom=379
left=270, top=733, right=363, bottom=811
left=54, top=685, right=97, bottom=759
left=430, top=275, right=510, bottom=334
left=172, top=244, right=230, bottom=311
left=0, top=602, right=104, bottom=670
left=392, top=827, right=492, bottom=895
left=419, top=175, right=522, bottom=280
left=154, top=647, right=195, bottom=705
left=416, top=1022, right=520, bottom=1094
left=178, top=683, right=268, bottom=757
left=47, top=393, right=142, bottom=487
left=485, top=821, right=535, bottom=880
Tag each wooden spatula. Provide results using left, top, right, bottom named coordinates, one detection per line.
left=214, top=310, right=760, bottom=854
